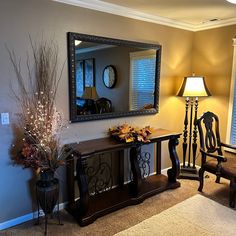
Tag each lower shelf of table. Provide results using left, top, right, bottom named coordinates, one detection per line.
left=66, top=174, right=180, bottom=226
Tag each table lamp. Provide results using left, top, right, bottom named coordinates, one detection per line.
left=82, top=86, right=99, bottom=100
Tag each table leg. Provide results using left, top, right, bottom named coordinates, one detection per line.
left=130, top=146, right=142, bottom=195
left=156, top=142, right=161, bottom=175
left=76, top=157, right=89, bottom=215
left=118, top=150, right=124, bottom=187
left=66, top=156, right=75, bottom=206
left=167, top=137, right=180, bottom=183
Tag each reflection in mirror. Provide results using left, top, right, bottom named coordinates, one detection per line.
left=103, top=65, right=117, bottom=89
left=68, top=32, right=162, bottom=122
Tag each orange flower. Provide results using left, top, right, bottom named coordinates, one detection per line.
left=21, top=146, right=31, bottom=157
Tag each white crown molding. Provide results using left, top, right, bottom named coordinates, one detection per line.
left=192, top=17, right=236, bottom=31
left=52, top=0, right=193, bottom=31
left=53, top=0, right=236, bottom=32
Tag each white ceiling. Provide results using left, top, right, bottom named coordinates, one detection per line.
left=54, top=0, right=236, bottom=31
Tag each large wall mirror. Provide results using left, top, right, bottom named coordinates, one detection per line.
left=67, top=32, right=162, bottom=122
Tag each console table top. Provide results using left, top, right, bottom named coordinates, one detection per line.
left=73, top=128, right=181, bottom=157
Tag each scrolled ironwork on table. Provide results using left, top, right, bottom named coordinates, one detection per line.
left=137, top=147, right=151, bottom=178
left=130, top=146, right=151, bottom=180
left=84, top=154, right=113, bottom=195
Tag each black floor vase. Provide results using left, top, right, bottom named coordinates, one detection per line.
left=36, top=170, right=61, bottom=235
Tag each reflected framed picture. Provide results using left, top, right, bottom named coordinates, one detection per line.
left=75, top=58, right=95, bottom=97
left=84, top=58, right=95, bottom=87
left=76, top=60, right=84, bottom=97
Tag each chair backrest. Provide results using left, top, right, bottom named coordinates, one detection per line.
left=197, top=111, right=222, bottom=155
left=95, top=97, right=112, bottom=114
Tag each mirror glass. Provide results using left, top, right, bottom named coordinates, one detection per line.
left=68, top=32, right=162, bottom=122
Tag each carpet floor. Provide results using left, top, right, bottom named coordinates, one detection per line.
left=1, top=173, right=234, bottom=236
left=115, top=194, right=236, bottom=236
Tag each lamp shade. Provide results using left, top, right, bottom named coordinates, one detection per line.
left=177, top=76, right=211, bottom=97
left=82, top=87, right=99, bottom=100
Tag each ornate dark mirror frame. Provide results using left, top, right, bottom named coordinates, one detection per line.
left=67, top=32, right=162, bottom=122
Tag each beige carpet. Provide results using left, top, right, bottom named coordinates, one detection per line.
left=1, top=174, right=234, bottom=236
left=115, top=194, right=236, bottom=236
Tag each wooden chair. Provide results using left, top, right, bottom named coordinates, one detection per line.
left=95, top=97, right=112, bottom=114
left=197, top=111, right=236, bottom=207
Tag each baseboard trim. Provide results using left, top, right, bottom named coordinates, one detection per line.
left=0, top=202, right=67, bottom=231
left=0, top=167, right=174, bottom=231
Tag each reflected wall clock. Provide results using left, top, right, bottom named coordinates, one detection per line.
left=103, top=65, right=117, bottom=89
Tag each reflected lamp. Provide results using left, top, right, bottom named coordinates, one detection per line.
left=82, top=87, right=99, bottom=100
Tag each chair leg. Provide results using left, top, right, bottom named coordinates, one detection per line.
left=229, top=179, right=236, bottom=208
left=215, top=176, right=221, bottom=183
left=198, top=168, right=205, bottom=192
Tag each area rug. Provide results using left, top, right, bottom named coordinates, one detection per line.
left=114, top=194, right=236, bottom=236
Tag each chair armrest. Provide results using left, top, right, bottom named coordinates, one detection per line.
left=221, top=142, right=236, bottom=151
left=200, top=148, right=227, bottom=162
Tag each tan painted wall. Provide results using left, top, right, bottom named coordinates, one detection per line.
left=1, top=0, right=235, bottom=226
left=192, top=25, right=236, bottom=155
left=1, top=0, right=236, bottom=226
left=0, top=0, right=193, bottom=222
left=3, top=0, right=236, bottom=226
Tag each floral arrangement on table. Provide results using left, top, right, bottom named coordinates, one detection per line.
left=109, top=123, right=154, bottom=143
left=9, top=37, right=75, bottom=175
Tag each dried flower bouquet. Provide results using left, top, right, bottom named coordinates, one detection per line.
left=109, top=123, right=154, bottom=143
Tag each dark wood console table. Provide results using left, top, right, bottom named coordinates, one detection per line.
left=66, top=128, right=181, bottom=226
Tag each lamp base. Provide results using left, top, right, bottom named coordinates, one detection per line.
left=178, top=165, right=199, bottom=180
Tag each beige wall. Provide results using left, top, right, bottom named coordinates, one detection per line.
left=192, top=25, right=236, bottom=150
left=0, top=0, right=193, bottom=223
left=1, top=0, right=235, bottom=225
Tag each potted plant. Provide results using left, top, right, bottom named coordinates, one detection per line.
left=8, top=36, right=75, bottom=233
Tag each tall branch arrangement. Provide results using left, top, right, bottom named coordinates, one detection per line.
left=9, top=37, right=73, bottom=173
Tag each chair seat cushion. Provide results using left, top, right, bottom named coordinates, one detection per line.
left=204, top=157, right=236, bottom=177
